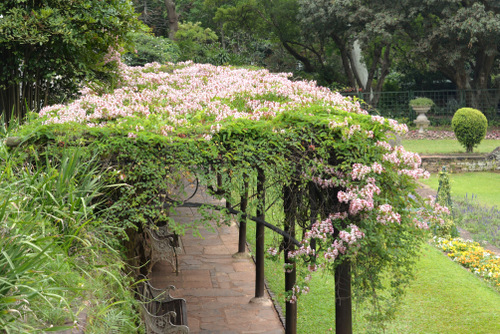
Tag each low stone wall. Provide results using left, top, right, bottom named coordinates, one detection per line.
left=421, top=154, right=499, bottom=173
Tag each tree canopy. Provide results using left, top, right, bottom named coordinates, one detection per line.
left=0, top=0, right=143, bottom=124
left=130, top=0, right=500, bottom=109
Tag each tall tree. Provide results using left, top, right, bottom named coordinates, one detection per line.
left=0, top=0, right=143, bottom=124
left=298, top=0, right=407, bottom=104
left=211, top=0, right=398, bottom=102
left=399, top=0, right=500, bottom=108
left=164, top=0, right=179, bottom=39
left=133, top=0, right=169, bottom=36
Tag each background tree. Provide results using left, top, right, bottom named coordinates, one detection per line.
left=298, top=0, right=399, bottom=104
left=391, top=0, right=500, bottom=107
left=122, top=32, right=180, bottom=66
left=211, top=0, right=400, bottom=101
left=0, top=0, right=143, bottom=124
left=165, top=0, right=179, bottom=39
left=133, top=0, right=170, bottom=36
left=129, top=0, right=499, bottom=111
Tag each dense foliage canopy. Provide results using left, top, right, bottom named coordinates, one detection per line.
left=0, top=0, right=143, bottom=123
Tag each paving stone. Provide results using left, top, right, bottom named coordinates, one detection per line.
left=204, top=245, right=231, bottom=254
left=232, top=261, right=254, bottom=272
left=228, top=271, right=255, bottom=281
left=150, top=188, right=284, bottom=334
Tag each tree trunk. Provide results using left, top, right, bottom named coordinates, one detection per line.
left=370, top=45, right=392, bottom=106
left=165, top=0, right=179, bottom=40
left=332, top=35, right=357, bottom=89
left=282, top=41, right=315, bottom=73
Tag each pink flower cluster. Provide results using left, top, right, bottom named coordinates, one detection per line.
left=376, top=204, right=402, bottom=224
left=267, top=247, right=278, bottom=256
left=339, top=224, right=365, bottom=245
left=323, top=224, right=365, bottom=263
left=308, top=166, right=347, bottom=189
left=413, top=196, right=452, bottom=229
left=287, top=284, right=310, bottom=304
left=40, top=60, right=367, bottom=138
left=382, top=145, right=429, bottom=180
left=337, top=177, right=381, bottom=216
left=350, top=163, right=371, bottom=180
left=289, top=212, right=365, bottom=265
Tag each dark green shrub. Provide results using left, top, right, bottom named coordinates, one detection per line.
left=123, top=32, right=180, bottom=66
left=174, top=22, right=219, bottom=63
left=451, top=107, right=488, bottom=153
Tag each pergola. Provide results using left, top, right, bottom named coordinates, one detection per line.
left=11, top=61, right=434, bottom=334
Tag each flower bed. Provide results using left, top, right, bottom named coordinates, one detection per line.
left=404, top=129, right=500, bottom=140
left=433, top=237, right=500, bottom=290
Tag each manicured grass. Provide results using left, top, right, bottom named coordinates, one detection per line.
left=402, top=139, right=499, bottom=154
left=420, top=172, right=500, bottom=207
left=384, top=244, right=500, bottom=334
left=245, top=221, right=500, bottom=333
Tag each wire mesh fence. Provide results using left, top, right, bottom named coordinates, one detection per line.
left=341, top=89, right=500, bottom=124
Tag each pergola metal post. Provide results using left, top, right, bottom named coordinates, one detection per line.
left=237, top=178, right=249, bottom=254
left=254, top=167, right=266, bottom=299
left=283, top=182, right=298, bottom=334
left=335, top=261, right=352, bottom=334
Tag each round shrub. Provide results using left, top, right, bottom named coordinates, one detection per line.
left=451, top=108, right=488, bottom=153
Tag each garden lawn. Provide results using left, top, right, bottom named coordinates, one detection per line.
left=383, top=243, right=500, bottom=334
left=246, top=226, right=500, bottom=333
left=420, top=172, right=500, bottom=207
left=402, top=139, right=499, bottom=154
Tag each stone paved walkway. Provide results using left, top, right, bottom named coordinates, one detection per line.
left=150, top=189, right=284, bottom=334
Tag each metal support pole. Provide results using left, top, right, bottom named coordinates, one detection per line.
left=254, top=168, right=265, bottom=299
left=335, top=261, right=352, bottom=334
left=237, top=178, right=249, bottom=254
left=284, top=183, right=297, bottom=334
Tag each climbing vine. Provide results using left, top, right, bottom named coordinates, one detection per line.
left=10, top=59, right=449, bottom=331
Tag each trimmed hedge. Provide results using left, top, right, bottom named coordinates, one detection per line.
left=451, top=107, right=488, bottom=153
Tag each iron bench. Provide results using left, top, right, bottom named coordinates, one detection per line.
left=136, top=276, right=189, bottom=334
left=145, top=223, right=181, bottom=275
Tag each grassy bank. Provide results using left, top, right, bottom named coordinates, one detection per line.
left=419, top=172, right=500, bottom=247
left=402, top=139, right=499, bottom=154
left=420, top=172, right=500, bottom=207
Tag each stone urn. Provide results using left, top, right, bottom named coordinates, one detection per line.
left=413, top=106, right=431, bottom=133
left=410, top=97, right=433, bottom=134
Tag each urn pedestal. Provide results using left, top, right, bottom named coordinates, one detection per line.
left=413, top=106, right=431, bottom=133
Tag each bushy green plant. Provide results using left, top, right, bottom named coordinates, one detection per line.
left=25, top=59, right=452, bottom=332
left=123, top=32, right=180, bottom=66
left=409, top=97, right=434, bottom=107
left=174, top=21, right=219, bottom=63
left=0, top=142, right=141, bottom=332
left=451, top=107, right=488, bottom=153
left=433, top=167, right=458, bottom=238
